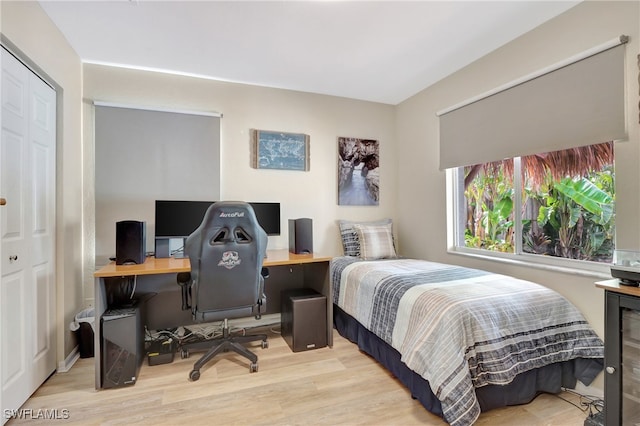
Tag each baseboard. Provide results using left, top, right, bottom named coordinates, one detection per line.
left=57, top=345, right=80, bottom=373
left=571, top=380, right=604, bottom=399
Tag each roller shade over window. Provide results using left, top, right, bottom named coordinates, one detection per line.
left=438, top=38, right=628, bottom=170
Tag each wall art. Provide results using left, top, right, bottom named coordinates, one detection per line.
left=251, top=129, right=310, bottom=171
left=337, top=136, right=379, bottom=206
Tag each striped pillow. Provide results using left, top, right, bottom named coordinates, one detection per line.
left=352, top=222, right=397, bottom=260
left=338, top=218, right=392, bottom=257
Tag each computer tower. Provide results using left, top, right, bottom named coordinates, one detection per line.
left=288, top=218, right=313, bottom=254
left=101, top=303, right=145, bottom=389
left=281, top=288, right=327, bottom=352
left=116, top=220, right=146, bottom=265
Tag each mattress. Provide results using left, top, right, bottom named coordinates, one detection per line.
left=331, top=256, right=604, bottom=425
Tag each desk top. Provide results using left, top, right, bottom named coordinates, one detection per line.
left=94, top=249, right=332, bottom=278
left=261, top=249, right=331, bottom=267
left=596, top=278, right=640, bottom=297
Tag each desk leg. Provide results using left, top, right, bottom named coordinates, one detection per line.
left=93, top=276, right=108, bottom=390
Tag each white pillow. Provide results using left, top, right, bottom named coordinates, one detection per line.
left=352, top=222, right=397, bottom=260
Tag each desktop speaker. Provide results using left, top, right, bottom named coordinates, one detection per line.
left=101, top=303, right=145, bottom=389
left=281, top=288, right=327, bottom=352
left=288, top=218, right=313, bottom=254
left=116, top=220, right=146, bottom=265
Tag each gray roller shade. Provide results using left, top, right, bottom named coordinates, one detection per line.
left=439, top=42, right=627, bottom=169
left=94, top=104, right=221, bottom=260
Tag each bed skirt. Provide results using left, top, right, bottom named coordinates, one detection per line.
left=333, top=304, right=603, bottom=420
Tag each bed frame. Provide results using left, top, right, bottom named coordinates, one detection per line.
left=333, top=305, right=603, bottom=419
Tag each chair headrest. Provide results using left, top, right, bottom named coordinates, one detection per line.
left=198, top=201, right=262, bottom=231
left=186, top=201, right=268, bottom=260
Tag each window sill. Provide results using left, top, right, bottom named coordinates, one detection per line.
left=447, top=248, right=612, bottom=280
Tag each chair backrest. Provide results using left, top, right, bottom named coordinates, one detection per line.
left=185, top=201, right=268, bottom=322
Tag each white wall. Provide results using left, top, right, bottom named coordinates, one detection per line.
left=1, top=1, right=84, bottom=361
left=396, top=1, right=640, bottom=391
left=82, top=64, right=397, bottom=300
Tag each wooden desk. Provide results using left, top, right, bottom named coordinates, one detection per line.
left=94, top=256, right=191, bottom=277
left=93, top=249, right=332, bottom=389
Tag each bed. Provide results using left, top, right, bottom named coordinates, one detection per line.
left=331, top=255, right=604, bottom=426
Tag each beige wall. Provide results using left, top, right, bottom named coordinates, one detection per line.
left=1, top=1, right=84, bottom=364
left=396, top=1, right=640, bottom=391
left=82, top=64, right=397, bottom=300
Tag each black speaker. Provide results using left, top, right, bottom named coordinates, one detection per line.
left=116, top=221, right=146, bottom=265
left=281, top=288, right=327, bottom=352
left=101, top=303, right=145, bottom=389
left=288, top=218, right=313, bottom=254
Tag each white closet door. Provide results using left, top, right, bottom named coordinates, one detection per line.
left=1, top=47, right=56, bottom=422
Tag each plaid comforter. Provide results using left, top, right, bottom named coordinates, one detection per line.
left=331, top=257, right=604, bottom=426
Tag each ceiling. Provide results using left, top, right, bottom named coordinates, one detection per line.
left=38, top=0, right=580, bottom=105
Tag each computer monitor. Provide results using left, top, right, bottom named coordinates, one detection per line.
left=249, top=202, right=281, bottom=236
left=155, top=200, right=214, bottom=239
left=155, top=200, right=281, bottom=239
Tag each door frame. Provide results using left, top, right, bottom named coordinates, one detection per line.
left=1, top=35, right=62, bottom=409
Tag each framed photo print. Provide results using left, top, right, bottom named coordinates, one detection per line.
left=338, top=137, right=379, bottom=206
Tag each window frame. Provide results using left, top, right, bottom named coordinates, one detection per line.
left=446, top=161, right=612, bottom=278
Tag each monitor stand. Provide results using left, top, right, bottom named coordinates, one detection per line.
left=155, top=237, right=187, bottom=258
left=169, top=237, right=187, bottom=258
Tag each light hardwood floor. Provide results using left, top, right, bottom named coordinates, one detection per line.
left=8, top=329, right=595, bottom=425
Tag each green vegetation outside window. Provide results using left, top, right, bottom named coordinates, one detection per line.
left=458, top=142, right=614, bottom=264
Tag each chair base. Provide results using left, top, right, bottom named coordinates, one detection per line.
left=179, top=320, right=268, bottom=381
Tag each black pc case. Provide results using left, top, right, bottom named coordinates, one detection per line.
left=101, top=301, right=145, bottom=389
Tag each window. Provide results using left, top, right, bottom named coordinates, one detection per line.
left=452, top=142, right=614, bottom=268
left=440, top=39, right=626, bottom=273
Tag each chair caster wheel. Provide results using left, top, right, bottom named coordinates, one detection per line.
left=181, top=349, right=190, bottom=359
left=249, top=362, right=258, bottom=373
left=189, top=369, right=200, bottom=381
left=261, top=340, right=269, bottom=349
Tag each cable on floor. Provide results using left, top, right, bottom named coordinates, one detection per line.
left=556, top=387, right=604, bottom=417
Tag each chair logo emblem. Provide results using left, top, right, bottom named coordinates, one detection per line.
left=218, top=250, right=241, bottom=269
left=219, top=211, right=245, bottom=218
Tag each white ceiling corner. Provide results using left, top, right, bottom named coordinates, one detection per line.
left=38, top=0, right=581, bottom=105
